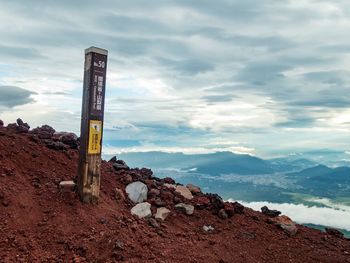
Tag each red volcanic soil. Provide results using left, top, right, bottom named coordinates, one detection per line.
left=0, top=121, right=350, bottom=263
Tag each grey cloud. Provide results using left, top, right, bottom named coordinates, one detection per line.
left=201, top=94, right=237, bottom=103
left=156, top=57, right=215, bottom=75
left=275, top=117, right=316, bottom=128
left=0, top=86, right=36, bottom=107
left=236, top=62, right=291, bottom=85
left=0, top=45, right=44, bottom=60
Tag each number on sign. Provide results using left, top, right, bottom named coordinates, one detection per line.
left=94, top=61, right=105, bottom=69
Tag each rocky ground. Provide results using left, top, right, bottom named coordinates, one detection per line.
left=0, top=119, right=350, bottom=263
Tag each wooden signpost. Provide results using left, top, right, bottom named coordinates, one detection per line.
left=77, top=47, right=108, bottom=204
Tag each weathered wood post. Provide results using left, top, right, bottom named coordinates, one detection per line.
left=77, top=47, right=108, bottom=204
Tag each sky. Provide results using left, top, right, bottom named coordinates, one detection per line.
left=1, top=0, right=350, bottom=158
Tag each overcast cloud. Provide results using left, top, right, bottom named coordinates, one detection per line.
left=0, top=0, right=350, bottom=157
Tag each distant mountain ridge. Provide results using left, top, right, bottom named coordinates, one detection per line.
left=112, top=151, right=322, bottom=175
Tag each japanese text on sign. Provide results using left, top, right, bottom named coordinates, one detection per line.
left=88, top=120, right=102, bottom=154
left=90, top=53, right=107, bottom=117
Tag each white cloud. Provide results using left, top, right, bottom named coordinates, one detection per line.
left=1, top=1, right=350, bottom=157
left=103, top=144, right=255, bottom=156
left=235, top=200, right=350, bottom=231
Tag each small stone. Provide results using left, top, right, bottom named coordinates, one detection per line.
left=233, top=202, right=244, bottom=214
left=52, top=132, right=78, bottom=149
left=203, top=225, right=215, bottom=233
left=325, top=227, right=344, bottom=238
left=17, top=125, right=29, bottom=133
left=109, top=156, right=117, bottom=163
left=163, top=177, right=175, bottom=184
left=194, top=196, right=210, bottom=208
left=59, top=181, right=76, bottom=193
left=175, top=185, right=193, bottom=200
left=2, top=200, right=9, bottom=207
left=148, top=188, right=160, bottom=198
left=130, top=202, right=152, bottom=218
left=114, top=240, right=124, bottom=250
left=148, top=218, right=160, bottom=228
left=223, top=203, right=235, bottom=217
left=114, top=188, right=125, bottom=200
left=261, top=206, right=281, bottom=217
left=218, top=209, right=228, bottom=219
left=186, top=184, right=201, bottom=194
left=155, top=207, right=171, bottom=221
left=99, top=218, right=107, bottom=224
left=126, top=182, right=148, bottom=203
left=113, top=160, right=130, bottom=171
left=175, top=203, right=194, bottom=215
left=268, top=215, right=298, bottom=236
left=45, top=140, right=67, bottom=150
left=122, top=175, right=133, bottom=185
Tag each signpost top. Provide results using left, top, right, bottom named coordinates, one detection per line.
left=85, top=46, right=108, bottom=56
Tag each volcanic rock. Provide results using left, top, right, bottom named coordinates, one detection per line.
left=0, top=120, right=3, bottom=127
left=125, top=182, right=148, bottom=203
left=194, top=196, right=210, bottom=209
left=186, top=184, right=201, bottom=194
left=109, top=156, right=117, bottom=163
left=155, top=207, right=171, bottom=221
left=52, top=132, right=78, bottom=149
left=261, top=206, right=281, bottom=217
left=326, top=227, right=344, bottom=238
left=16, top=118, right=30, bottom=130
left=31, top=125, right=56, bottom=139
left=163, top=177, right=175, bottom=184
left=45, top=140, right=67, bottom=150
left=6, top=123, right=18, bottom=130
left=268, top=215, right=298, bottom=236
left=130, top=202, right=152, bottom=218
left=175, top=185, right=193, bottom=200
left=148, top=188, right=160, bottom=199
left=233, top=202, right=245, bottom=214
left=160, top=190, right=174, bottom=205
left=175, top=203, right=194, bottom=215
left=148, top=217, right=160, bottom=228
left=113, top=160, right=130, bottom=171
left=17, top=125, right=28, bottom=133
left=218, top=209, right=228, bottom=219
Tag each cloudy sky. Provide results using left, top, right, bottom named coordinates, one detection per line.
left=1, top=0, right=350, bottom=158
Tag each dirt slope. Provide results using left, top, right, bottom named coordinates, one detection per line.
left=0, top=122, right=349, bottom=263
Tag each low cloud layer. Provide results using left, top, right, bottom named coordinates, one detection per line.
left=238, top=200, right=350, bottom=231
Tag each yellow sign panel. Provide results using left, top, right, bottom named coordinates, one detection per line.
left=88, top=120, right=102, bottom=154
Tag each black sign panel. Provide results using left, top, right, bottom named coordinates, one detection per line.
left=90, top=53, right=107, bottom=117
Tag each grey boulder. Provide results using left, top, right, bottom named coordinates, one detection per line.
left=125, top=182, right=148, bottom=203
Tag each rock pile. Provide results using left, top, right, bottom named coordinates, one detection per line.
left=2, top=119, right=79, bottom=150
left=109, top=156, right=246, bottom=222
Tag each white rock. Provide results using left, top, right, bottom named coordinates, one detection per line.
left=175, top=185, right=193, bottom=200
left=175, top=203, right=194, bottom=215
left=59, top=180, right=76, bottom=193
left=155, top=207, right=171, bottom=221
left=131, top=202, right=152, bottom=218
left=125, top=182, right=148, bottom=203
left=203, top=225, right=215, bottom=233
